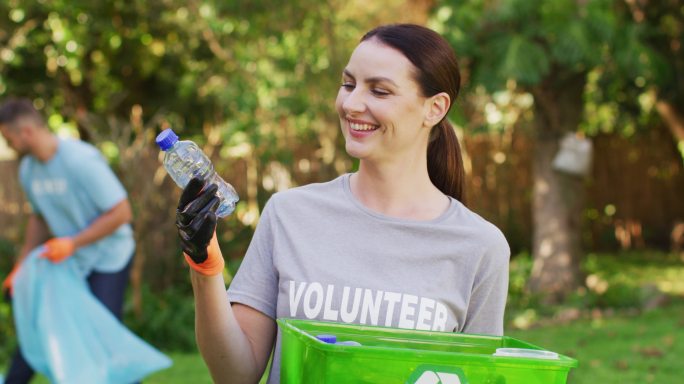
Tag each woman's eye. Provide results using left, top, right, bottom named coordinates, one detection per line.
left=341, top=83, right=355, bottom=90
left=371, top=88, right=390, bottom=96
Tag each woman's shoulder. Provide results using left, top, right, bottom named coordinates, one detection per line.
left=267, top=176, right=344, bottom=213
left=269, top=174, right=347, bottom=206
left=452, top=200, right=509, bottom=251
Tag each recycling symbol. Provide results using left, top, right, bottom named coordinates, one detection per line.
left=407, top=365, right=468, bottom=384
left=413, top=371, right=462, bottom=384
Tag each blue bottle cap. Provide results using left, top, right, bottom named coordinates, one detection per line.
left=315, top=334, right=337, bottom=344
left=155, top=128, right=179, bottom=151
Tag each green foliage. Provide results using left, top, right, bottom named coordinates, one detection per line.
left=433, top=0, right=671, bottom=140
left=0, top=238, right=16, bottom=271
left=506, top=250, right=684, bottom=328
left=0, top=0, right=357, bottom=150
left=506, top=252, right=541, bottom=311
left=0, top=298, right=15, bottom=367
left=123, top=284, right=197, bottom=352
left=590, top=282, right=643, bottom=308
left=434, top=0, right=620, bottom=91
left=583, top=251, right=684, bottom=295
left=499, top=36, right=550, bottom=86
left=0, top=238, right=17, bottom=365
left=0, top=0, right=389, bottom=287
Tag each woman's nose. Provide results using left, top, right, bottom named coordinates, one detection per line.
left=342, top=88, right=366, bottom=115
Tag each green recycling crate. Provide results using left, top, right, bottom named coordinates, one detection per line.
left=278, top=318, right=578, bottom=384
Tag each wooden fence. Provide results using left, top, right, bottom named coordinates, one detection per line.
left=1, top=125, right=682, bottom=289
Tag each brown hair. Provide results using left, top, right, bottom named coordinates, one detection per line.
left=0, top=98, right=44, bottom=130
left=362, top=24, right=466, bottom=203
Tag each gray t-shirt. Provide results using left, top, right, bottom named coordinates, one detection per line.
left=227, top=174, right=510, bottom=383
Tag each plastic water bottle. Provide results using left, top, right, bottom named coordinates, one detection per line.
left=155, top=128, right=239, bottom=218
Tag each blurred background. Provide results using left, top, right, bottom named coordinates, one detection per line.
left=0, top=0, right=682, bottom=383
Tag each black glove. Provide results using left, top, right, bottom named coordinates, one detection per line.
left=176, top=177, right=220, bottom=263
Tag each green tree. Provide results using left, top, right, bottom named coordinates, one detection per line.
left=0, top=0, right=433, bottom=329
left=631, top=0, right=684, bottom=161
left=434, top=0, right=664, bottom=301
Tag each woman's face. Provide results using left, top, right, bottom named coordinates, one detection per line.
left=335, top=38, right=431, bottom=163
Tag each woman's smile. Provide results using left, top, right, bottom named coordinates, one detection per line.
left=347, top=118, right=380, bottom=138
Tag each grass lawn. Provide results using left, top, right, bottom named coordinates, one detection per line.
left=12, top=352, right=225, bottom=384
left=507, top=303, right=684, bottom=384
left=21, top=351, right=269, bottom=383
left=145, top=304, right=684, bottom=384
left=145, top=352, right=271, bottom=384
left=4, top=303, right=683, bottom=383
left=144, top=352, right=211, bottom=383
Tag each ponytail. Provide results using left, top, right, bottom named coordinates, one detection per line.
left=427, top=120, right=466, bottom=204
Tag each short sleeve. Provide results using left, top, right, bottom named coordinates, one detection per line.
left=462, top=228, right=510, bottom=336
left=69, top=144, right=127, bottom=212
left=227, top=198, right=279, bottom=319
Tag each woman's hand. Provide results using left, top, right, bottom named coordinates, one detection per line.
left=176, top=177, right=224, bottom=275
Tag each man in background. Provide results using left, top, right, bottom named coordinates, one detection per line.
left=0, top=98, right=135, bottom=384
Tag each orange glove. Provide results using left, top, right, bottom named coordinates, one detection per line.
left=2, top=264, right=20, bottom=296
left=184, top=232, right=225, bottom=276
left=42, top=237, right=76, bottom=263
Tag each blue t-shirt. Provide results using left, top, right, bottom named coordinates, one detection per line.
left=19, top=138, right=135, bottom=274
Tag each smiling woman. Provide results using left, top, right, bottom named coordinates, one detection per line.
left=337, top=40, right=429, bottom=160
left=349, top=24, right=465, bottom=206
left=170, top=24, right=511, bottom=384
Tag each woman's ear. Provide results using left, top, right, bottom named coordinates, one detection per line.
left=423, top=92, right=451, bottom=128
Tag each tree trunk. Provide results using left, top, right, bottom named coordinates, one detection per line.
left=528, top=71, right=587, bottom=303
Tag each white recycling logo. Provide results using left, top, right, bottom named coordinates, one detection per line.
left=413, top=370, right=463, bottom=384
